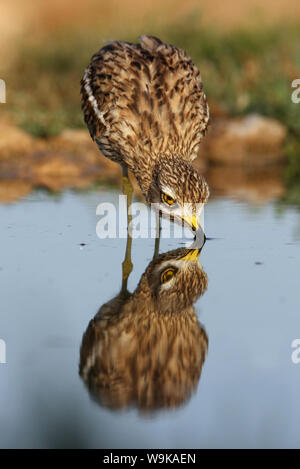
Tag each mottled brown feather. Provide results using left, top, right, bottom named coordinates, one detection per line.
left=81, top=36, right=209, bottom=198
left=79, top=247, right=208, bottom=412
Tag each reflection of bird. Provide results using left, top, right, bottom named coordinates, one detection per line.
left=81, top=35, right=210, bottom=232
left=79, top=246, right=208, bottom=413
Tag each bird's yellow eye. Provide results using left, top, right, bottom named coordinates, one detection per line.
left=162, top=192, right=175, bottom=206
left=160, top=267, right=176, bottom=284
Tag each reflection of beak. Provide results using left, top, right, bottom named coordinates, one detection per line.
left=180, top=248, right=200, bottom=262
left=182, top=214, right=198, bottom=232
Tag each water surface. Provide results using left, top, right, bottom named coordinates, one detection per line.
left=0, top=187, right=299, bottom=448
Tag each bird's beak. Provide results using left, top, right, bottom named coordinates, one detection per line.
left=180, top=248, right=200, bottom=262
left=182, top=214, right=199, bottom=232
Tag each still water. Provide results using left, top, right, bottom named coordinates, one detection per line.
left=0, top=187, right=299, bottom=448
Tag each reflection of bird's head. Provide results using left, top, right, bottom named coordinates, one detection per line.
left=147, top=156, right=209, bottom=232
left=79, top=247, right=208, bottom=413
left=144, top=246, right=208, bottom=313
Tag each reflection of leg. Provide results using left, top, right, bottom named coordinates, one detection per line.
left=153, top=212, right=161, bottom=260
left=121, top=166, right=133, bottom=292
left=122, top=230, right=133, bottom=293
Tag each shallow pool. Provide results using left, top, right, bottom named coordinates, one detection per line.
left=0, top=186, right=299, bottom=448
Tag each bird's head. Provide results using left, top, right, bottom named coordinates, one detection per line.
left=146, top=156, right=209, bottom=233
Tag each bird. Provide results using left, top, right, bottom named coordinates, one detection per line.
left=81, top=35, right=210, bottom=233
left=79, top=245, right=208, bottom=413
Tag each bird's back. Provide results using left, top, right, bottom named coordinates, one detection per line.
left=81, top=36, right=209, bottom=169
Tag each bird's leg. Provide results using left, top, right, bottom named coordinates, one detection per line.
left=121, top=166, right=133, bottom=292
left=122, top=166, right=133, bottom=205
left=153, top=212, right=161, bottom=260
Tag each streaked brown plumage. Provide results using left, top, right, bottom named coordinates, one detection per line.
left=79, top=247, right=208, bottom=412
left=81, top=36, right=210, bottom=231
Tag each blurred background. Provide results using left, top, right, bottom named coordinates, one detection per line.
left=0, top=0, right=300, bottom=203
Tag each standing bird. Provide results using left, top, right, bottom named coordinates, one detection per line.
left=81, top=35, right=210, bottom=233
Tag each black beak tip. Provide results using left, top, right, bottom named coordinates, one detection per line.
left=190, top=228, right=206, bottom=250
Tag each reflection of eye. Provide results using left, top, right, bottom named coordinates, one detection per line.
left=162, top=192, right=175, bottom=206
left=160, top=267, right=177, bottom=284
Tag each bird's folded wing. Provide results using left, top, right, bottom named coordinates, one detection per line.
left=81, top=36, right=209, bottom=164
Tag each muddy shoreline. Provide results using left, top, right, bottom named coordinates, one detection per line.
left=0, top=116, right=287, bottom=203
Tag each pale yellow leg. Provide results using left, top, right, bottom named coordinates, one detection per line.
left=121, top=166, right=133, bottom=292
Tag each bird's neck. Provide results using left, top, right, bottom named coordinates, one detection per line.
left=129, top=151, right=181, bottom=200
left=130, top=155, right=157, bottom=200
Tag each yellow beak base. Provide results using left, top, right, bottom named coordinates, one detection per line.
left=182, top=215, right=198, bottom=232
left=180, top=249, right=200, bottom=262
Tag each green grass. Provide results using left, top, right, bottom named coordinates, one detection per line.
left=167, top=23, right=300, bottom=132
left=5, top=21, right=300, bottom=194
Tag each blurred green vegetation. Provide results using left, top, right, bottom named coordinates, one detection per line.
left=280, top=138, right=300, bottom=206
left=6, top=20, right=300, bottom=199
left=166, top=21, right=300, bottom=202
